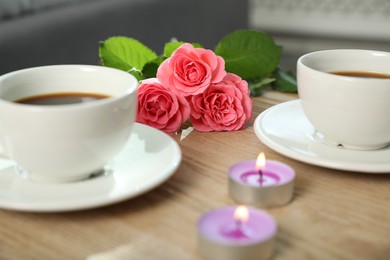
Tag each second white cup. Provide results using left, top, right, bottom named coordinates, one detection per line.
left=297, top=49, right=390, bottom=150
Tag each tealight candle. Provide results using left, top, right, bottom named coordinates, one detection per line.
left=229, top=152, right=295, bottom=207
left=198, top=206, right=277, bottom=260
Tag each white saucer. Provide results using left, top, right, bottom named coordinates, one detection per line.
left=0, top=123, right=182, bottom=212
left=254, top=100, right=390, bottom=174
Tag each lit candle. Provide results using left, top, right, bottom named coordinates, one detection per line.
left=198, top=206, right=277, bottom=260
left=229, top=152, right=295, bottom=207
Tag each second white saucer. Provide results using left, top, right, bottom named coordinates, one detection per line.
left=254, top=100, right=390, bottom=174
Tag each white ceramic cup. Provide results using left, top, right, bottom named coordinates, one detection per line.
left=0, top=65, right=138, bottom=182
left=297, top=49, right=390, bottom=150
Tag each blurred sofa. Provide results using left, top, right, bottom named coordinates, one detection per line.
left=0, top=0, right=248, bottom=75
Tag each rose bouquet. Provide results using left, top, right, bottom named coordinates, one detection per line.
left=99, top=30, right=296, bottom=134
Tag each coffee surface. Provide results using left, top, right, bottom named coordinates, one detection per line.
left=330, top=71, right=390, bottom=79
left=15, top=92, right=110, bottom=105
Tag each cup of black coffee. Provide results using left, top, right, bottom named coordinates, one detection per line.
left=0, top=65, right=138, bottom=182
left=297, top=49, right=390, bottom=150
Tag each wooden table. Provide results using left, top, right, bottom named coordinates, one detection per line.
left=1, top=91, right=389, bottom=260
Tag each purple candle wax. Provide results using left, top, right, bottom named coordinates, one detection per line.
left=229, top=160, right=295, bottom=187
left=198, top=206, right=276, bottom=260
left=198, top=206, right=276, bottom=245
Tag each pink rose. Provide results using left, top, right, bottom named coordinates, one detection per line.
left=188, top=73, right=253, bottom=132
left=136, top=78, right=190, bottom=133
left=157, top=43, right=226, bottom=97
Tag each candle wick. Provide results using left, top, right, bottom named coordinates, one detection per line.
left=258, top=169, right=263, bottom=185
left=235, top=220, right=242, bottom=231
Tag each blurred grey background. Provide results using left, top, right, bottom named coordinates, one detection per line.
left=0, top=0, right=248, bottom=75
left=249, top=0, right=390, bottom=72
left=1, top=0, right=390, bottom=75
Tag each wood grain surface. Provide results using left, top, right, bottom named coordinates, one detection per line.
left=0, top=91, right=389, bottom=260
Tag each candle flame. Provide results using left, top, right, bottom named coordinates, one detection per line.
left=234, top=205, right=249, bottom=223
left=256, top=152, right=266, bottom=171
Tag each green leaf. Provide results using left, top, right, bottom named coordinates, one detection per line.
left=271, top=69, right=298, bottom=93
left=99, top=36, right=157, bottom=71
left=248, top=77, right=275, bottom=96
left=163, top=42, right=204, bottom=57
left=215, top=30, right=282, bottom=79
left=164, top=42, right=186, bottom=57
left=142, top=56, right=166, bottom=78
left=191, top=42, right=204, bottom=48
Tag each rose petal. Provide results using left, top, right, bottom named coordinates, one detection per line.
left=157, top=44, right=226, bottom=97
left=188, top=73, right=253, bottom=132
left=136, top=78, right=190, bottom=133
